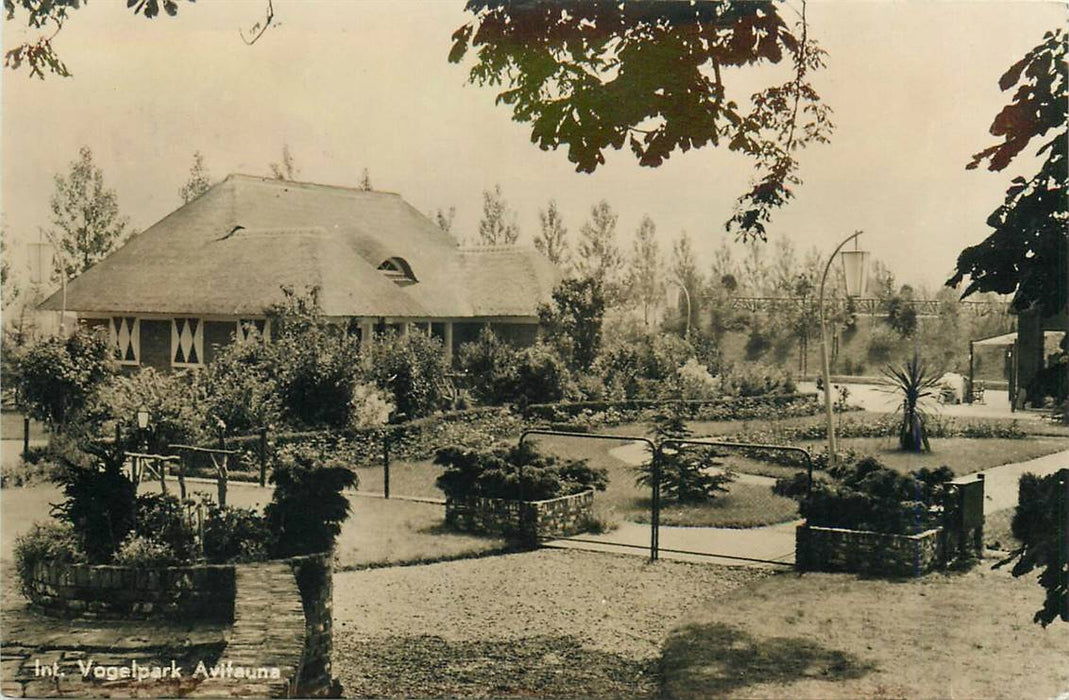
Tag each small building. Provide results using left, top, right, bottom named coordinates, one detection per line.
left=40, top=174, right=560, bottom=370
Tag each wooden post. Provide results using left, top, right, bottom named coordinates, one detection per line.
left=158, top=455, right=167, bottom=495
left=217, top=433, right=228, bottom=508
left=178, top=453, right=187, bottom=501
left=22, top=416, right=30, bottom=458
left=259, top=426, right=268, bottom=487
left=382, top=430, right=390, bottom=500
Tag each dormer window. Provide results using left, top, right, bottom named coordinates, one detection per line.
left=378, top=257, right=417, bottom=286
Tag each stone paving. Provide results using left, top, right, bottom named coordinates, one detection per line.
left=1, top=577, right=226, bottom=697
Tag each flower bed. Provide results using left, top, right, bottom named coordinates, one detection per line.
left=445, top=490, right=595, bottom=545
left=525, top=393, right=820, bottom=428
left=796, top=524, right=946, bottom=577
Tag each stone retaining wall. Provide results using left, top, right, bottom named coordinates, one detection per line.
left=445, top=490, right=595, bottom=544
left=26, top=561, right=235, bottom=620
left=796, top=525, right=945, bottom=577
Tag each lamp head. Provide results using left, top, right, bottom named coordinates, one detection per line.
left=136, top=407, right=150, bottom=430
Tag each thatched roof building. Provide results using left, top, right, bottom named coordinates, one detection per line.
left=42, top=174, right=560, bottom=370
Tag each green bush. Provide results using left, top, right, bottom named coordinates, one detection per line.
left=538, top=276, right=606, bottom=370
left=201, top=501, right=269, bottom=563
left=13, top=328, right=115, bottom=431
left=133, top=494, right=198, bottom=562
left=265, top=446, right=358, bottom=557
left=200, top=332, right=281, bottom=435
left=366, top=332, right=447, bottom=420
left=14, top=522, right=86, bottom=596
left=721, top=363, right=796, bottom=397
left=112, top=534, right=179, bottom=567
left=997, top=471, right=1068, bottom=626
left=50, top=443, right=137, bottom=564
left=798, top=457, right=953, bottom=535
left=435, top=441, right=607, bottom=501
left=513, top=343, right=574, bottom=405
left=98, top=368, right=207, bottom=452
left=457, top=328, right=520, bottom=405
left=593, top=331, right=694, bottom=400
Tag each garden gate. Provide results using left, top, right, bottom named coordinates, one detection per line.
left=518, top=429, right=814, bottom=567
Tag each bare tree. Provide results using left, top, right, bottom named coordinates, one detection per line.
left=179, top=150, right=213, bottom=203
left=478, top=184, right=519, bottom=246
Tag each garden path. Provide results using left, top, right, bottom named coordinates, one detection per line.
left=972, top=446, right=1069, bottom=515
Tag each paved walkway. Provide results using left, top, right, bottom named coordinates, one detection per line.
left=547, top=441, right=1069, bottom=568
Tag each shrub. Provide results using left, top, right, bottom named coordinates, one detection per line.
left=722, top=363, right=796, bottom=397
left=513, top=344, right=573, bottom=404
left=636, top=408, right=734, bottom=503
left=349, top=381, right=394, bottom=430
left=202, top=501, right=270, bottom=563
left=538, top=276, right=606, bottom=370
left=200, top=332, right=281, bottom=435
left=14, top=522, right=86, bottom=596
left=50, top=443, right=137, bottom=563
left=133, top=494, right=198, bottom=562
left=366, top=332, right=447, bottom=420
left=112, top=534, right=179, bottom=567
left=677, top=358, right=720, bottom=401
left=13, top=328, right=115, bottom=431
left=265, top=446, right=358, bottom=557
left=593, top=331, right=694, bottom=400
left=434, top=441, right=607, bottom=501
left=799, top=457, right=953, bottom=535
left=866, top=325, right=898, bottom=364
left=457, top=329, right=520, bottom=405
left=994, top=471, right=1068, bottom=626
left=98, top=368, right=207, bottom=453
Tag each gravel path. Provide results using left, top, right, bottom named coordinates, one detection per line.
left=333, top=549, right=769, bottom=698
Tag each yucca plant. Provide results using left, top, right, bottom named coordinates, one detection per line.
left=882, top=353, right=942, bottom=452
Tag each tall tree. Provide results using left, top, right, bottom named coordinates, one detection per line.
left=450, top=1, right=832, bottom=241
left=574, top=200, right=623, bottom=294
left=947, top=29, right=1067, bottom=317
left=670, top=231, right=704, bottom=335
left=179, top=150, right=212, bottom=204
left=534, top=200, right=569, bottom=268
left=1, top=218, right=19, bottom=309
left=478, top=184, right=520, bottom=245
left=269, top=144, right=299, bottom=181
left=434, top=207, right=456, bottom=235
left=358, top=168, right=373, bottom=191
left=45, top=146, right=129, bottom=278
left=627, top=215, right=663, bottom=325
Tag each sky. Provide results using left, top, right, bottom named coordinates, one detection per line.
left=1, top=0, right=1063, bottom=296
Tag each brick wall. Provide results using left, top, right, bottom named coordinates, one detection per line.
left=796, top=525, right=946, bottom=578
left=445, top=490, right=595, bottom=544
left=26, top=562, right=235, bottom=620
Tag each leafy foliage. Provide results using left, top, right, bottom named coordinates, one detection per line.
left=627, top=215, right=663, bottom=324
left=50, top=442, right=137, bottom=564
left=636, top=408, right=734, bottom=503
left=201, top=500, right=270, bottom=563
left=366, top=331, right=447, bottom=420
left=14, top=522, right=86, bottom=596
left=947, top=29, right=1067, bottom=316
left=14, top=327, right=114, bottom=430
left=799, top=457, right=953, bottom=535
left=996, top=471, right=1067, bottom=626
left=200, top=329, right=282, bottom=435
left=450, top=1, right=832, bottom=240
left=178, top=150, right=212, bottom=203
left=265, top=447, right=358, bottom=557
left=98, top=368, right=206, bottom=452
left=883, top=353, right=942, bottom=452
left=478, top=184, right=520, bottom=245
left=457, top=328, right=522, bottom=405
left=534, top=199, right=570, bottom=267
left=45, top=146, right=129, bottom=277
left=538, top=276, right=606, bottom=370
left=574, top=200, right=624, bottom=297
left=435, top=441, right=607, bottom=502
left=132, top=493, right=198, bottom=562
left=112, top=533, right=179, bottom=567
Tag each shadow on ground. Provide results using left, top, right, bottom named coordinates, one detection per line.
left=335, top=634, right=658, bottom=699
left=659, top=622, right=874, bottom=699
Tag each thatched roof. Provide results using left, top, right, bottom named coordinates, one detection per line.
left=42, top=175, right=560, bottom=319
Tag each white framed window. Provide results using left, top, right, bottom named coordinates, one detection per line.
left=236, top=318, right=272, bottom=343
left=171, top=317, right=205, bottom=367
left=109, top=317, right=140, bottom=365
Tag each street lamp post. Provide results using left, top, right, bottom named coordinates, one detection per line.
left=818, top=231, right=868, bottom=471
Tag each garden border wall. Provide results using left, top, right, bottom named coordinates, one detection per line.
left=795, top=524, right=946, bottom=577
left=445, top=490, right=595, bottom=544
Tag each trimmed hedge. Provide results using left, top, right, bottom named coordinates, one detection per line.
left=525, top=393, right=820, bottom=426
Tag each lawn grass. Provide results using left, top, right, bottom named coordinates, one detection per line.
left=0, top=481, right=505, bottom=573
left=660, top=564, right=1069, bottom=699
left=630, top=483, right=799, bottom=528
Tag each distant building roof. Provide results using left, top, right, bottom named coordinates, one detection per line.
left=43, top=174, right=560, bottom=319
